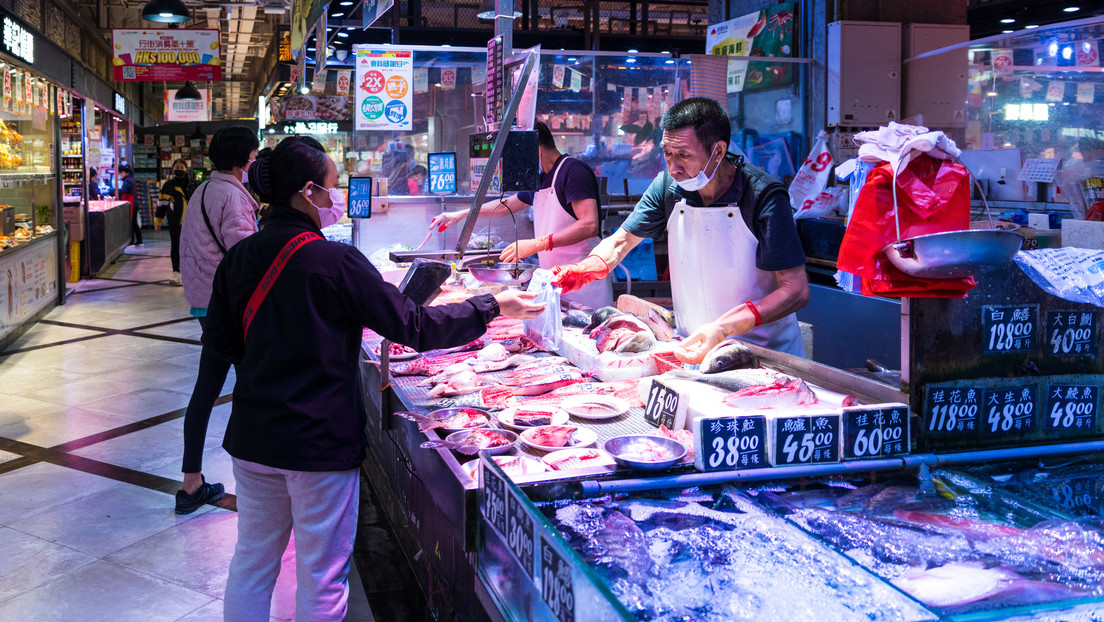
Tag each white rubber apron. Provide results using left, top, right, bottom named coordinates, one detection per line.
left=534, top=157, right=613, bottom=309
left=667, top=200, right=805, bottom=356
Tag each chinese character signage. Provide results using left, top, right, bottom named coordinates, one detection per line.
left=111, top=29, right=222, bottom=82
left=354, top=48, right=413, bottom=131
left=280, top=95, right=350, bottom=121
left=2, top=17, right=33, bottom=64
left=164, top=88, right=211, bottom=122
left=706, top=2, right=793, bottom=93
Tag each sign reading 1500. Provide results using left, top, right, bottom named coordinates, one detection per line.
left=3, top=17, right=33, bottom=64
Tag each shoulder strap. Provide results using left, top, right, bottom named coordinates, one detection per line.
left=241, top=232, right=323, bottom=340
left=199, top=183, right=228, bottom=255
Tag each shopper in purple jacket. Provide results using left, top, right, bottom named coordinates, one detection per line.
left=206, top=136, right=544, bottom=621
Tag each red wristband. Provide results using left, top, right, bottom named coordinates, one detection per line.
left=746, top=300, right=761, bottom=327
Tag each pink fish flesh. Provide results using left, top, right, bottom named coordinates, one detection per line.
left=427, top=370, right=497, bottom=397
left=476, top=343, right=509, bottom=361
left=505, top=356, right=569, bottom=377
left=397, top=408, right=489, bottom=432
left=480, top=385, right=515, bottom=409
left=590, top=313, right=651, bottom=344
left=419, top=362, right=473, bottom=386
left=469, top=353, right=535, bottom=374
left=510, top=374, right=590, bottom=397
left=649, top=425, right=694, bottom=458
left=545, top=449, right=601, bottom=470
left=524, top=425, right=577, bottom=448
left=891, top=563, right=1024, bottom=608
left=638, top=308, right=676, bottom=342
left=390, top=351, right=478, bottom=376
left=509, top=379, right=643, bottom=408
left=723, top=377, right=818, bottom=409
left=502, top=365, right=581, bottom=386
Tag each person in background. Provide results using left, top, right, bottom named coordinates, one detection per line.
left=116, top=164, right=140, bottom=246
left=87, top=168, right=102, bottom=200
left=156, top=159, right=193, bottom=285
left=175, top=125, right=260, bottom=515
left=550, top=97, right=810, bottom=360
left=207, top=137, right=545, bottom=620
left=431, top=121, right=612, bottom=308
left=408, top=164, right=427, bottom=195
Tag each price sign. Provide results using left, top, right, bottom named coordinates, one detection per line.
left=1047, top=311, right=1097, bottom=358
left=643, top=379, right=687, bottom=430
left=1049, top=478, right=1099, bottom=515
left=772, top=413, right=840, bottom=466
left=981, top=304, right=1037, bottom=355
left=925, top=386, right=982, bottom=435
left=428, top=152, right=456, bottom=195
left=540, top=534, right=575, bottom=622
left=843, top=404, right=910, bottom=460
left=692, top=415, right=768, bottom=472
left=481, top=457, right=509, bottom=538
left=347, top=176, right=372, bottom=218
left=1045, top=384, right=1098, bottom=432
left=506, top=490, right=536, bottom=578
left=983, top=384, right=1037, bottom=435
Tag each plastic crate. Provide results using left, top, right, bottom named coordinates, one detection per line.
left=652, top=351, right=683, bottom=374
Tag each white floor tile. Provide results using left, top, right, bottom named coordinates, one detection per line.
left=0, top=526, right=96, bottom=602
left=3, top=324, right=104, bottom=351
left=70, top=421, right=188, bottom=473
left=0, top=449, right=21, bottom=465
left=0, top=463, right=121, bottom=526
left=79, top=387, right=196, bottom=422
left=0, top=559, right=213, bottom=622
left=0, top=407, right=134, bottom=448
left=8, top=482, right=213, bottom=558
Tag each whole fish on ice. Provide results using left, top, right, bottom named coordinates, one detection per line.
left=889, top=562, right=1088, bottom=609
left=660, top=368, right=782, bottom=393
left=584, top=306, right=622, bottom=334
left=427, top=370, right=498, bottom=397
left=591, top=510, right=655, bottom=582
left=591, top=314, right=657, bottom=353
left=509, top=378, right=643, bottom=408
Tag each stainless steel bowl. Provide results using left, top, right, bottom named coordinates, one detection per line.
left=883, top=229, right=1024, bottom=279
left=425, top=407, right=492, bottom=432
left=602, top=435, right=688, bottom=471
left=445, top=428, right=519, bottom=455
left=466, top=262, right=538, bottom=286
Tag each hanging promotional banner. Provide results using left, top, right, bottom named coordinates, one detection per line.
left=1020, top=77, right=1042, bottom=98
left=362, top=0, right=395, bottom=29
left=335, top=70, right=352, bottom=95
left=1076, top=41, right=1100, bottom=67
left=552, top=64, right=565, bottom=88
left=570, top=69, right=582, bottom=92
left=164, top=89, right=211, bottom=121
left=291, top=0, right=327, bottom=49
left=311, top=69, right=328, bottom=93
left=708, top=2, right=794, bottom=93
left=1046, top=81, right=1066, bottom=103
left=991, top=48, right=1014, bottom=79
left=112, top=29, right=221, bottom=82
left=440, top=67, right=456, bottom=91
left=355, top=48, right=412, bottom=131
left=413, top=68, right=429, bottom=93
left=1077, top=82, right=1095, bottom=104
left=472, top=65, right=486, bottom=85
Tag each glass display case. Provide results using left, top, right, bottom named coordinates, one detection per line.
left=0, top=83, right=58, bottom=256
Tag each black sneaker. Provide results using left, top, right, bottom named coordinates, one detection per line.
left=175, top=479, right=225, bottom=515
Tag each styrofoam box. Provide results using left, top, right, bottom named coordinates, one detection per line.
left=1062, top=219, right=1104, bottom=250
left=559, top=328, right=680, bottom=382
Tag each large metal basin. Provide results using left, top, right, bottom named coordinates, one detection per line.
left=465, top=261, right=537, bottom=287
left=883, top=229, right=1024, bottom=279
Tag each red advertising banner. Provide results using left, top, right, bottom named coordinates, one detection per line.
left=111, top=29, right=222, bottom=82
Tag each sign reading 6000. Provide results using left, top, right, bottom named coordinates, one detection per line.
left=355, top=48, right=412, bottom=131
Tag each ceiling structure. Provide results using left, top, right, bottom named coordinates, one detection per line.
left=64, top=0, right=288, bottom=119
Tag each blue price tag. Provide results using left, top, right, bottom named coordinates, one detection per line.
left=347, top=176, right=372, bottom=218
left=428, top=152, right=456, bottom=195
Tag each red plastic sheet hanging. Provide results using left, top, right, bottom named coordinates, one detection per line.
left=837, top=154, right=977, bottom=298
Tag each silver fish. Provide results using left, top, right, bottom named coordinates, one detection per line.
left=584, top=306, right=622, bottom=334
left=593, top=510, right=654, bottom=582
left=662, top=368, right=781, bottom=393
left=700, top=338, right=760, bottom=373
left=638, top=308, right=676, bottom=342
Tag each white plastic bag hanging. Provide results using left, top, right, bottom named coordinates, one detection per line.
left=793, top=187, right=847, bottom=220
left=788, top=130, right=833, bottom=213
left=522, top=268, right=563, bottom=351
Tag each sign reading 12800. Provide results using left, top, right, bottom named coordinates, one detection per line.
left=981, top=304, right=1037, bottom=355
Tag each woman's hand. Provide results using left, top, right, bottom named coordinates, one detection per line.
left=493, top=290, right=546, bottom=320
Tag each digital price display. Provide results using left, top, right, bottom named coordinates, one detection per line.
left=693, top=415, right=768, bottom=472
left=428, top=152, right=456, bottom=194
left=540, top=534, right=575, bottom=622
left=1047, top=311, right=1097, bottom=358
left=643, top=379, right=687, bottom=430
left=925, top=386, right=983, bottom=435
left=347, top=176, right=372, bottom=218
left=1045, top=384, right=1098, bottom=432
left=843, top=404, right=909, bottom=460
left=981, top=304, right=1037, bottom=355
left=772, top=413, right=840, bottom=466
left=983, top=384, right=1037, bottom=435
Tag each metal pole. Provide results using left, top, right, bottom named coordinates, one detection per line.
left=495, top=0, right=513, bottom=58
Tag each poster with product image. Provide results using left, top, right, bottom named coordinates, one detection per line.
left=354, top=48, right=413, bottom=131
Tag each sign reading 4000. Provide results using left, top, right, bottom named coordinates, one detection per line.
left=355, top=48, right=413, bottom=131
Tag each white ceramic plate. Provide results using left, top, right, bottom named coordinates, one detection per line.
left=541, top=447, right=616, bottom=471
left=496, top=406, right=569, bottom=430
left=519, top=425, right=598, bottom=452
left=561, top=395, right=630, bottom=420
left=462, top=456, right=549, bottom=481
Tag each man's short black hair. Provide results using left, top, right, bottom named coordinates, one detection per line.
left=534, top=120, right=556, bottom=150
left=209, top=125, right=260, bottom=171
left=119, top=164, right=132, bottom=175
left=659, top=97, right=731, bottom=152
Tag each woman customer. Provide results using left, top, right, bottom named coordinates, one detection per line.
left=116, top=164, right=140, bottom=245
left=204, top=137, right=544, bottom=621
left=176, top=125, right=260, bottom=515
left=87, top=168, right=102, bottom=200
left=156, top=159, right=193, bottom=285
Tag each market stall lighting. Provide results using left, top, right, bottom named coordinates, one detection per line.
left=332, top=12, right=344, bottom=17
left=1025, top=24, right=1039, bottom=28
left=340, top=0, right=353, bottom=4
left=628, top=49, right=638, bottom=53
left=175, top=81, right=202, bottom=101
left=1064, top=6, right=1080, bottom=12
left=299, top=85, right=310, bottom=94
left=1000, top=18, right=1015, bottom=23
left=337, top=32, right=349, bottom=37
left=476, top=0, right=521, bottom=20
left=141, top=0, right=190, bottom=23
left=1002, top=29, right=1014, bottom=33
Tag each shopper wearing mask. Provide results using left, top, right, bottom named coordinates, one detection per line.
left=550, top=97, right=809, bottom=360
left=205, top=137, right=544, bottom=621
left=157, top=159, right=193, bottom=285
left=258, top=136, right=346, bottom=229
left=175, top=125, right=260, bottom=515
left=116, top=164, right=141, bottom=246
left=87, top=168, right=102, bottom=200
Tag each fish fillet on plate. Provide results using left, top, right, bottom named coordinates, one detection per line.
left=521, top=425, right=598, bottom=452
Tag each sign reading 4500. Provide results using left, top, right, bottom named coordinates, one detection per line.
left=355, top=48, right=412, bottom=131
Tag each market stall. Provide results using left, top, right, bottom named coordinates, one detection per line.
left=85, top=200, right=131, bottom=275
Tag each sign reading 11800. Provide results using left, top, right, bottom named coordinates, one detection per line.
left=982, top=304, right=1037, bottom=355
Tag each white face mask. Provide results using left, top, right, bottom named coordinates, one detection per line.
left=675, top=145, right=723, bottom=192
left=302, top=186, right=346, bottom=228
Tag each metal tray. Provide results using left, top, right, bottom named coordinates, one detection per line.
left=883, top=228, right=1024, bottom=279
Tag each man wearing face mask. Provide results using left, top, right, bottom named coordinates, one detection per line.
left=551, top=97, right=809, bottom=360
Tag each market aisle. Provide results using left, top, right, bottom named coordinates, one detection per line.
left=0, top=233, right=375, bottom=621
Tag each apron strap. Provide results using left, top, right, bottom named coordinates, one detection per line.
left=242, top=232, right=323, bottom=340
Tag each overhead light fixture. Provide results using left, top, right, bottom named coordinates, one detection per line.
left=1002, top=29, right=1014, bottom=33
left=340, top=1, right=353, bottom=5
left=476, top=0, right=521, bottom=20
left=332, top=12, right=344, bottom=17
left=299, top=85, right=310, bottom=94
left=628, top=49, right=638, bottom=53
left=175, top=81, right=202, bottom=100
left=337, top=32, right=349, bottom=38
left=1000, top=18, right=1015, bottom=24
left=1064, top=6, right=1080, bottom=12
left=141, top=0, right=190, bottom=22
left=1025, top=24, right=1039, bottom=28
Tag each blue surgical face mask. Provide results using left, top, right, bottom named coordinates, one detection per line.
left=675, top=144, right=723, bottom=192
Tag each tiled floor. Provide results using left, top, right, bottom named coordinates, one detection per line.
left=0, top=234, right=375, bottom=621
